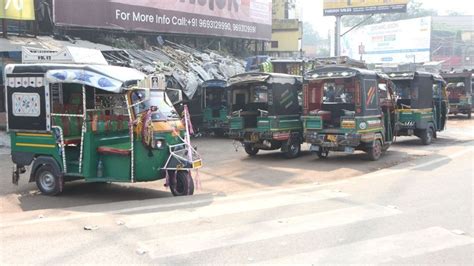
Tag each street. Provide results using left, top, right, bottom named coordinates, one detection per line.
left=0, top=117, right=473, bottom=264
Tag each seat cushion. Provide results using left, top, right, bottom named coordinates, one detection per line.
left=97, top=142, right=131, bottom=156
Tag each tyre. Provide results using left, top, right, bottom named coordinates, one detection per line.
left=35, top=164, right=63, bottom=196
left=366, top=139, right=383, bottom=161
left=244, top=143, right=259, bottom=156
left=283, top=141, right=301, bottom=159
left=420, top=127, right=433, bottom=145
left=169, top=170, right=194, bottom=196
left=317, top=149, right=329, bottom=159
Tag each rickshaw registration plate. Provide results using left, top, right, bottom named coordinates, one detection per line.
left=192, top=160, right=202, bottom=168
left=327, top=135, right=337, bottom=142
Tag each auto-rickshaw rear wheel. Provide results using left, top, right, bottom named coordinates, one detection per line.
left=244, top=143, right=259, bottom=156
left=283, top=141, right=301, bottom=159
left=169, top=170, right=194, bottom=196
left=35, top=164, right=63, bottom=196
left=367, top=139, right=382, bottom=161
left=421, top=127, right=433, bottom=145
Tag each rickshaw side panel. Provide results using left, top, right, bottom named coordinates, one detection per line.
left=10, top=133, right=64, bottom=172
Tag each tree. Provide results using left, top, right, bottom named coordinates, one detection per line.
left=302, top=22, right=322, bottom=46
left=341, top=0, right=438, bottom=27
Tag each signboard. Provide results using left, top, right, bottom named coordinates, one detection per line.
left=341, top=17, right=432, bottom=64
left=323, top=0, right=408, bottom=16
left=52, top=0, right=272, bottom=40
left=22, top=46, right=108, bottom=65
left=0, top=0, right=35, bottom=20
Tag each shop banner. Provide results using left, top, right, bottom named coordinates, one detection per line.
left=0, top=0, right=35, bottom=20
left=53, top=0, right=272, bottom=40
left=323, top=0, right=408, bottom=16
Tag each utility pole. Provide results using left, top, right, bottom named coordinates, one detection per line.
left=334, top=16, right=341, bottom=56
left=2, top=19, right=7, bottom=38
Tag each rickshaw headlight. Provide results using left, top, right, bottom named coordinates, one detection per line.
left=359, top=122, right=368, bottom=130
left=155, top=139, right=165, bottom=149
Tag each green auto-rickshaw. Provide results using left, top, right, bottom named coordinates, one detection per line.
left=302, top=66, right=397, bottom=160
left=201, top=79, right=229, bottom=136
left=388, top=71, right=448, bottom=145
left=5, top=63, right=202, bottom=196
left=228, top=72, right=304, bottom=158
left=441, top=71, right=472, bottom=118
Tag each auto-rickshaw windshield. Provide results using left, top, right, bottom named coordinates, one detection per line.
left=132, top=90, right=179, bottom=121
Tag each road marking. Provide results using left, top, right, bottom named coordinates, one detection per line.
left=259, top=226, right=474, bottom=264
left=124, top=189, right=348, bottom=228
left=138, top=204, right=401, bottom=259
left=1, top=145, right=472, bottom=228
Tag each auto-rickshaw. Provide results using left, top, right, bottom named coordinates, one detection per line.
left=441, top=71, right=473, bottom=118
left=228, top=72, right=304, bottom=158
left=388, top=71, right=448, bottom=145
left=5, top=63, right=202, bottom=196
left=302, top=66, right=396, bottom=161
left=201, top=79, right=229, bottom=136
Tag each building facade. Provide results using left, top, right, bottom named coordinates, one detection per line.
left=267, top=0, right=302, bottom=58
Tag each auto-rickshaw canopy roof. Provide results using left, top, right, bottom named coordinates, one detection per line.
left=388, top=71, right=445, bottom=83
left=228, top=72, right=302, bottom=87
left=6, top=63, right=146, bottom=93
left=201, top=79, right=227, bottom=90
left=304, top=66, right=378, bottom=81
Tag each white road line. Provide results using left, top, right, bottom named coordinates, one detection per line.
left=124, top=189, right=348, bottom=228
left=139, top=204, right=401, bottom=259
left=260, top=226, right=474, bottom=264
left=1, top=145, right=472, bottom=228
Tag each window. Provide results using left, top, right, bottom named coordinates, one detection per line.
left=271, top=41, right=278, bottom=48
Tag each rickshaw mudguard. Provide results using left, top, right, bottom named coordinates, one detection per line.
left=11, top=151, right=35, bottom=166
left=29, top=156, right=62, bottom=182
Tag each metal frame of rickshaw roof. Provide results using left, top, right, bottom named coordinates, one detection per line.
left=304, top=65, right=378, bottom=80
left=440, top=71, right=474, bottom=79
left=5, top=63, right=146, bottom=93
left=227, top=72, right=302, bottom=87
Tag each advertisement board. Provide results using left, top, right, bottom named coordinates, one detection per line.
left=53, top=0, right=272, bottom=40
left=0, top=0, right=35, bottom=20
left=323, top=0, right=408, bottom=16
left=341, top=17, right=432, bottom=64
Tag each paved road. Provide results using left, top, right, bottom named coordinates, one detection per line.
left=0, top=124, right=473, bottom=264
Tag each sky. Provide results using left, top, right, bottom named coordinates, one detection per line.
left=300, top=0, right=474, bottom=36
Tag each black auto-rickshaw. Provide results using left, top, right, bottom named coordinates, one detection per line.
left=201, top=79, right=229, bottom=136
left=441, top=71, right=473, bottom=118
left=302, top=66, right=397, bottom=161
left=228, top=72, right=304, bottom=158
left=388, top=71, right=448, bottom=145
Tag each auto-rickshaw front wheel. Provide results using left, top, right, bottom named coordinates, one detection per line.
left=169, top=170, right=194, bottom=196
left=35, top=164, right=63, bottom=196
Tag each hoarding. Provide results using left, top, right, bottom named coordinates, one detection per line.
left=323, top=0, right=408, bottom=16
left=341, top=17, right=432, bottom=64
left=53, top=0, right=272, bottom=40
left=0, top=0, right=35, bottom=20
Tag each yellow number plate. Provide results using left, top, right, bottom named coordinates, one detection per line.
left=192, top=160, right=202, bottom=168
left=327, top=134, right=337, bottom=142
left=250, top=134, right=259, bottom=142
